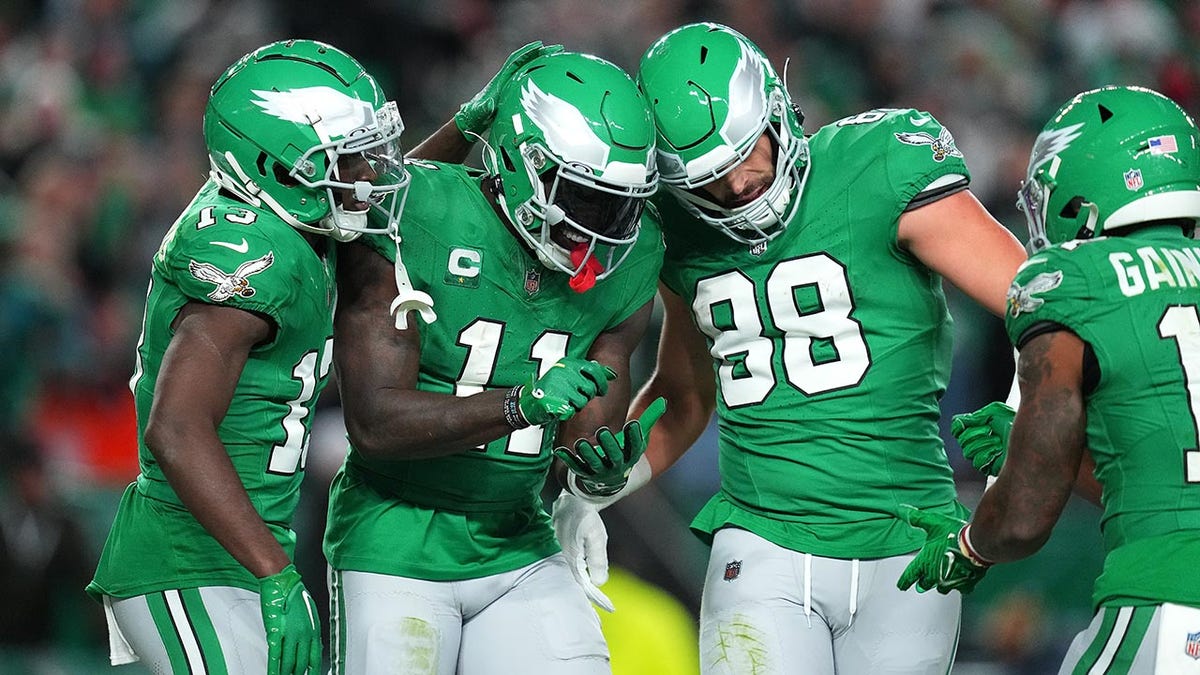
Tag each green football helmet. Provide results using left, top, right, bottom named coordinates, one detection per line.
left=204, top=39, right=408, bottom=242
left=1019, top=85, right=1200, bottom=252
left=638, top=23, right=809, bottom=245
left=486, top=51, right=657, bottom=281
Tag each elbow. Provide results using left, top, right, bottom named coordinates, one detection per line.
left=143, top=414, right=193, bottom=470
left=344, top=417, right=395, bottom=460
left=988, top=520, right=1053, bottom=562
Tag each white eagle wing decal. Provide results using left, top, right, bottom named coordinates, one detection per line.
left=521, top=79, right=610, bottom=169
left=251, top=87, right=374, bottom=138
left=720, top=41, right=767, bottom=147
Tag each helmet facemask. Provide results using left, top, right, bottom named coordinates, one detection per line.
left=486, top=52, right=658, bottom=290
left=667, top=91, right=810, bottom=245
left=294, top=100, right=410, bottom=241
left=502, top=141, right=653, bottom=279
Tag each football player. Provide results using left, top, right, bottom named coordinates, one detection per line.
left=85, top=40, right=408, bottom=675
left=901, top=86, right=1200, bottom=674
left=324, top=50, right=663, bottom=673
left=552, top=22, right=1028, bottom=674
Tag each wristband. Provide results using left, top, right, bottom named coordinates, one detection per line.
left=958, top=524, right=994, bottom=568
left=502, top=385, right=531, bottom=430
left=565, top=455, right=653, bottom=510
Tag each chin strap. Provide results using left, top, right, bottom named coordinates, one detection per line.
left=568, top=243, right=605, bottom=293
left=390, top=232, right=436, bottom=329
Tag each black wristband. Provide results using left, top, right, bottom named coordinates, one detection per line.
left=503, top=385, right=531, bottom=430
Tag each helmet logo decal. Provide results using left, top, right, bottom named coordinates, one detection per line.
left=251, top=87, right=375, bottom=139
left=520, top=79, right=610, bottom=168
left=188, top=252, right=275, bottom=302
left=1026, top=122, right=1084, bottom=181
left=1125, top=169, right=1144, bottom=191
left=894, top=127, right=963, bottom=162
left=720, top=42, right=767, bottom=147
left=1006, top=270, right=1063, bottom=318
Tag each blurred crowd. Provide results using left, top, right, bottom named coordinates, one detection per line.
left=0, top=0, right=1195, bottom=672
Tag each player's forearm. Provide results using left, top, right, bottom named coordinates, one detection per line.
left=407, top=119, right=475, bottom=164
left=633, top=384, right=712, bottom=476
left=969, top=417, right=1079, bottom=562
left=146, top=423, right=290, bottom=578
left=344, top=388, right=516, bottom=459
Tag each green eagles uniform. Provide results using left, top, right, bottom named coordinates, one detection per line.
left=660, top=109, right=967, bottom=559
left=323, top=161, right=663, bottom=580
left=87, top=181, right=336, bottom=600
left=1004, top=227, right=1200, bottom=609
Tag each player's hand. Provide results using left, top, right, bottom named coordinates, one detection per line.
left=454, top=41, right=564, bottom=139
left=896, top=503, right=989, bottom=595
left=552, top=491, right=615, bottom=612
left=555, top=397, right=667, bottom=497
left=516, top=358, right=616, bottom=426
left=951, top=401, right=1015, bottom=476
left=259, top=564, right=322, bottom=675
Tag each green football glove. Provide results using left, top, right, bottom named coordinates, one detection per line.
left=555, top=397, right=667, bottom=497
left=512, top=357, right=616, bottom=427
left=453, top=41, right=564, bottom=140
left=896, top=503, right=990, bottom=595
left=259, top=564, right=321, bottom=675
left=951, top=401, right=1015, bottom=476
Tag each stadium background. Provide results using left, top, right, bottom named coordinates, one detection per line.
left=0, top=0, right=1195, bottom=672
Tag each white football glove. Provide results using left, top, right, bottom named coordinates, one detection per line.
left=552, top=490, right=614, bottom=612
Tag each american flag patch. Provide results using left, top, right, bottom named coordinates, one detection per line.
left=1149, top=135, right=1179, bottom=155
left=1186, top=631, right=1200, bottom=659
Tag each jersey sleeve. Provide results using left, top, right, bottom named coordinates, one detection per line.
left=878, top=109, right=972, bottom=206
left=157, top=205, right=304, bottom=327
left=1004, top=246, right=1093, bottom=347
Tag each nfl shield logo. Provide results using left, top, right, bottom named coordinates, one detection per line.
left=1124, top=168, right=1144, bottom=191
left=524, top=268, right=541, bottom=295
left=1186, top=631, right=1200, bottom=659
left=723, top=560, right=742, bottom=582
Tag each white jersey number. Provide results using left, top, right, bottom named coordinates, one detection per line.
left=268, top=337, right=334, bottom=475
left=456, top=319, right=569, bottom=456
left=1157, top=305, right=1200, bottom=482
left=694, top=254, right=870, bottom=408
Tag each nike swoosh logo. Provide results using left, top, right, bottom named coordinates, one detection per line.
left=211, top=238, right=249, bottom=253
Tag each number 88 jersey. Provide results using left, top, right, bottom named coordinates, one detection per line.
left=658, top=108, right=966, bottom=559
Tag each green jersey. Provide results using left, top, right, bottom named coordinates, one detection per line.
left=663, top=109, right=969, bottom=558
left=88, top=181, right=336, bottom=600
left=323, top=161, right=662, bottom=580
left=1004, top=226, right=1200, bottom=609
